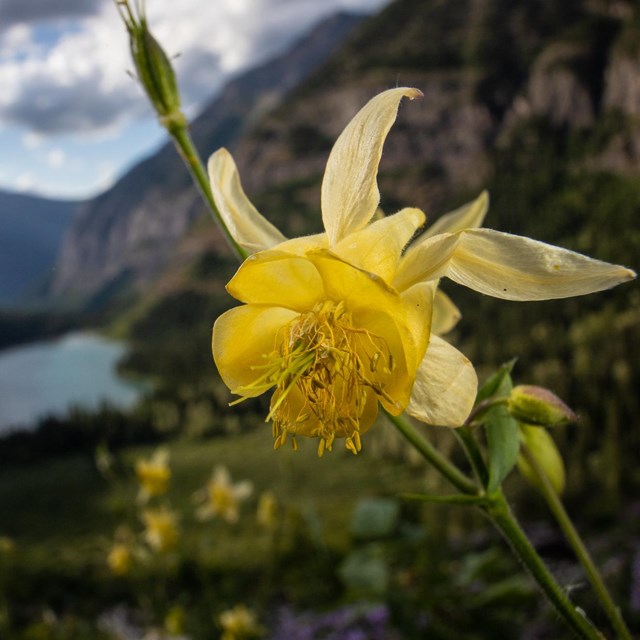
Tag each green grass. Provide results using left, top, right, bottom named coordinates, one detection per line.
left=0, top=423, right=430, bottom=572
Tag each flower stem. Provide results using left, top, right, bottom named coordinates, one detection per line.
left=388, top=411, right=605, bottom=639
left=483, top=490, right=604, bottom=640
left=521, top=445, right=632, bottom=640
left=164, top=121, right=249, bottom=262
left=454, top=426, right=489, bottom=488
left=383, top=410, right=477, bottom=495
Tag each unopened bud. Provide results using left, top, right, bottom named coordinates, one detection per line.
left=518, top=424, right=566, bottom=495
left=507, top=385, right=577, bottom=428
left=117, top=1, right=182, bottom=121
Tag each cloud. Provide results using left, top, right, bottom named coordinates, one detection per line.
left=46, top=148, right=66, bottom=168
left=0, top=0, right=106, bottom=27
left=0, top=0, right=390, bottom=138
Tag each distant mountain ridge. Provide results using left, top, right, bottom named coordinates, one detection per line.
left=0, top=191, right=79, bottom=307
left=47, top=11, right=364, bottom=307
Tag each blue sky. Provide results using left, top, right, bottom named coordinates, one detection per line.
left=0, top=0, right=390, bottom=201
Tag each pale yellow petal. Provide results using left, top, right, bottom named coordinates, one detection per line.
left=331, top=207, right=426, bottom=283
left=399, top=280, right=436, bottom=371
left=208, top=148, right=286, bottom=253
left=226, top=250, right=324, bottom=311
left=423, top=190, right=489, bottom=238
left=276, top=233, right=328, bottom=255
left=396, top=228, right=636, bottom=299
left=212, top=305, right=298, bottom=395
left=406, top=335, right=477, bottom=427
left=321, top=87, right=423, bottom=245
left=431, top=289, right=462, bottom=335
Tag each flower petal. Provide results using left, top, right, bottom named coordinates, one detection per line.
left=396, top=228, right=636, bottom=299
left=321, top=87, right=423, bottom=245
left=331, top=207, right=426, bottom=283
left=423, top=190, right=489, bottom=238
left=226, top=250, right=324, bottom=311
left=212, top=305, right=298, bottom=395
left=406, top=335, right=477, bottom=427
left=208, top=148, right=286, bottom=253
left=431, top=289, right=462, bottom=335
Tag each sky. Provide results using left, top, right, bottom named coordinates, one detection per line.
left=0, top=0, right=390, bottom=201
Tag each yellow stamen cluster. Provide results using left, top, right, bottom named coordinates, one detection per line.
left=234, top=301, right=393, bottom=455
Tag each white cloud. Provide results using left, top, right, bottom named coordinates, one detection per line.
left=23, top=131, right=44, bottom=149
left=0, top=0, right=390, bottom=137
left=47, top=148, right=66, bottom=168
left=15, top=172, right=35, bottom=192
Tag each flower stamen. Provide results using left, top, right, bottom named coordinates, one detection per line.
left=232, top=300, right=391, bottom=454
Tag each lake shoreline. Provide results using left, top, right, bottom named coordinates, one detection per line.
left=0, top=331, right=144, bottom=434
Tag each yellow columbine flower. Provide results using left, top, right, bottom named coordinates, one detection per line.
left=256, top=491, right=279, bottom=531
left=107, top=542, right=133, bottom=576
left=135, top=448, right=171, bottom=502
left=142, top=507, right=179, bottom=553
left=195, top=466, right=253, bottom=524
left=218, top=604, right=263, bottom=640
left=208, top=87, right=635, bottom=455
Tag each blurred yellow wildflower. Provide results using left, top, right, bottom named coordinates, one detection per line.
left=142, top=507, right=179, bottom=553
left=209, top=87, right=635, bottom=454
left=256, top=491, right=279, bottom=531
left=107, top=542, right=133, bottom=576
left=0, top=536, right=15, bottom=554
left=135, top=448, right=171, bottom=502
left=218, top=604, right=263, bottom=640
left=195, top=466, right=252, bottom=524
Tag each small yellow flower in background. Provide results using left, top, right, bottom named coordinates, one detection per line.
left=256, top=491, right=279, bottom=531
left=195, top=466, right=252, bottom=523
left=164, top=605, right=186, bottom=636
left=142, top=507, right=179, bottom=553
left=218, top=604, right=263, bottom=640
left=107, top=542, right=133, bottom=576
left=0, top=535, right=15, bottom=554
left=135, top=448, right=171, bottom=502
left=209, top=87, right=635, bottom=455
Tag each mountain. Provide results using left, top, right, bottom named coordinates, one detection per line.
left=47, top=11, right=364, bottom=308
left=0, top=191, right=79, bottom=307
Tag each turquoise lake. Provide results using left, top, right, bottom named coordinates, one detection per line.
left=0, top=333, right=143, bottom=434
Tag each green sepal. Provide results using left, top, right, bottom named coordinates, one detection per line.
left=476, top=358, right=517, bottom=405
left=485, top=372, right=521, bottom=493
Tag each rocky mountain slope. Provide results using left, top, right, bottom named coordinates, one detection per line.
left=0, top=191, right=78, bottom=307
left=47, top=12, right=363, bottom=308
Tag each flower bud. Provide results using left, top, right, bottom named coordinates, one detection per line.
left=517, top=424, right=566, bottom=495
left=117, top=1, right=183, bottom=122
left=507, top=385, right=577, bottom=427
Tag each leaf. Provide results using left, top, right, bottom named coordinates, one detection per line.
left=485, top=372, right=521, bottom=492
left=476, top=359, right=517, bottom=405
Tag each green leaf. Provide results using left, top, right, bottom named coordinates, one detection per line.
left=350, top=498, right=400, bottom=540
left=476, top=359, right=517, bottom=405
left=485, top=373, right=521, bottom=492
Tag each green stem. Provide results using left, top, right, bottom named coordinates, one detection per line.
left=454, top=426, right=489, bottom=488
left=521, top=446, right=632, bottom=640
left=483, top=491, right=604, bottom=640
left=165, top=121, right=248, bottom=262
left=383, top=410, right=477, bottom=495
